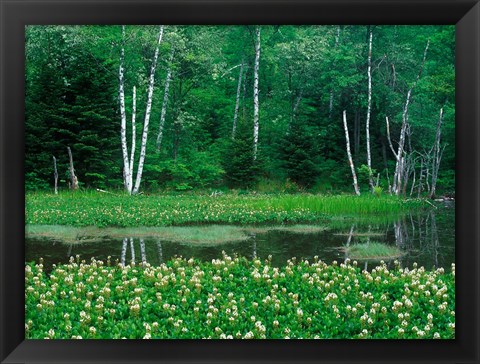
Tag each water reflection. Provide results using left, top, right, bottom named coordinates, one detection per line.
left=157, top=240, right=164, bottom=264
left=26, top=206, right=454, bottom=271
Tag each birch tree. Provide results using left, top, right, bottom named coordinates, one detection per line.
left=128, top=86, right=137, bottom=189
left=242, top=63, right=249, bottom=122
left=119, top=25, right=165, bottom=194
left=132, top=25, right=165, bottom=194
left=365, top=27, right=374, bottom=192
left=232, top=58, right=245, bottom=139
left=119, top=25, right=132, bottom=193
left=156, top=45, right=175, bottom=151
left=343, top=110, right=361, bottom=195
left=329, top=26, right=341, bottom=119
left=253, top=26, right=261, bottom=160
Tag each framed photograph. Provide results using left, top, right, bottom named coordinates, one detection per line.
left=1, top=0, right=479, bottom=363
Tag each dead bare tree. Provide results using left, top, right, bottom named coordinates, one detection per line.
left=429, top=108, right=445, bottom=199
left=388, top=40, right=429, bottom=196
left=67, top=147, right=78, bottom=190
left=52, top=156, right=58, bottom=194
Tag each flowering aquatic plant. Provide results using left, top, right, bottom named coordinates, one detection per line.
left=25, top=255, right=455, bottom=339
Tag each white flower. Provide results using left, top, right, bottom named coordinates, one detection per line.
left=47, top=329, right=55, bottom=339
left=244, top=331, right=254, bottom=339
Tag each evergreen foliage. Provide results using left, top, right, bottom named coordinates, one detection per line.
left=25, top=25, right=455, bottom=196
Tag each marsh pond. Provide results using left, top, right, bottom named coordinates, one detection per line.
left=26, top=202, right=454, bottom=272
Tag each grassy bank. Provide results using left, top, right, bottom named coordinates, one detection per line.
left=26, top=191, right=426, bottom=228
left=25, top=255, right=455, bottom=339
left=342, top=242, right=404, bottom=260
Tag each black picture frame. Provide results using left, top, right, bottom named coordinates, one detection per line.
left=1, top=0, right=479, bottom=363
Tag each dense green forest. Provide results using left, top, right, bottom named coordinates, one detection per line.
left=25, top=25, right=455, bottom=196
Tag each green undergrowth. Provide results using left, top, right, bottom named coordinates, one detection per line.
left=25, top=255, right=455, bottom=339
left=26, top=191, right=426, bottom=228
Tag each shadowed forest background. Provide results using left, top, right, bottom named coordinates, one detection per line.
left=25, top=25, right=455, bottom=196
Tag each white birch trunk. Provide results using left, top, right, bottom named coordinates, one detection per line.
left=119, top=25, right=132, bottom=194
left=343, top=110, right=361, bottom=196
left=429, top=108, right=444, bottom=199
left=52, top=156, right=58, bottom=194
left=128, top=86, right=136, bottom=190
left=67, top=146, right=78, bottom=190
left=156, top=46, right=175, bottom=151
left=242, top=64, right=249, bottom=121
left=132, top=25, right=165, bottom=195
left=253, top=26, right=261, bottom=160
left=365, top=28, right=374, bottom=191
left=329, top=26, right=341, bottom=119
left=232, top=59, right=244, bottom=139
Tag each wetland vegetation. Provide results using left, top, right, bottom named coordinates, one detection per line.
left=26, top=191, right=427, bottom=227
left=25, top=255, right=455, bottom=339
left=25, top=24, right=455, bottom=339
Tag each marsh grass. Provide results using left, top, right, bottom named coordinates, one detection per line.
left=26, top=191, right=426, bottom=228
left=264, top=194, right=423, bottom=215
left=342, top=242, right=404, bottom=260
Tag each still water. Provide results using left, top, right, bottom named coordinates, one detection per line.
left=26, top=204, right=454, bottom=271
